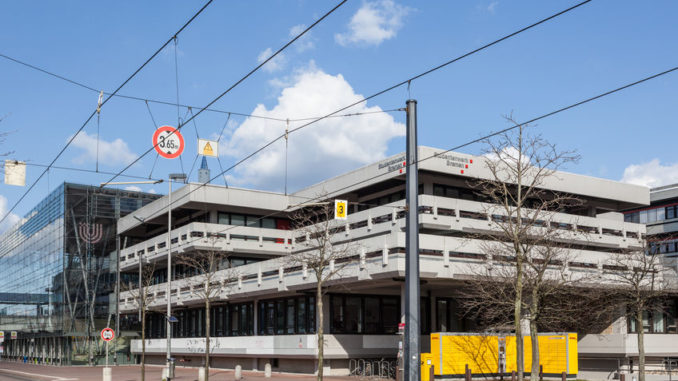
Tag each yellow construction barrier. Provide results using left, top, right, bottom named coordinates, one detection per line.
left=426, top=332, right=577, bottom=378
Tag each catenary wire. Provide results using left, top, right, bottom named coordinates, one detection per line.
left=0, top=51, right=404, bottom=123
left=100, top=0, right=349, bottom=188
left=19, top=162, right=163, bottom=182
left=129, top=0, right=595, bottom=223
left=127, top=64, right=678, bottom=252
left=0, top=0, right=214, bottom=226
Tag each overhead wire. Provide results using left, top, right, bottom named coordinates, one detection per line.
left=0, top=0, right=215, bottom=226
left=112, top=0, right=596, bottom=228
left=19, top=162, right=163, bottom=182
left=100, top=0, right=349, bottom=188
left=0, top=51, right=404, bottom=123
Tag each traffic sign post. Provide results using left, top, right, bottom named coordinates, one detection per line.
left=101, top=328, right=114, bottom=369
left=153, top=126, right=185, bottom=159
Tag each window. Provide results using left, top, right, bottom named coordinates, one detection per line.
left=231, top=214, right=245, bottom=226
left=628, top=304, right=678, bottom=334
left=330, top=294, right=400, bottom=334
left=436, top=298, right=469, bottom=333
left=258, top=296, right=315, bottom=335
left=261, top=218, right=276, bottom=229
left=667, top=206, right=676, bottom=220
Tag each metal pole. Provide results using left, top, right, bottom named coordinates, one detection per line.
left=114, top=233, right=120, bottom=365
left=166, top=177, right=173, bottom=373
left=404, top=99, right=420, bottom=381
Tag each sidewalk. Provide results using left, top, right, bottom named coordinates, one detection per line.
left=0, top=362, right=358, bottom=381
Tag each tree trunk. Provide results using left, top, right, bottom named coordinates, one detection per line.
left=514, top=256, right=524, bottom=381
left=316, top=284, right=324, bottom=381
left=529, top=316, right=540, bottom=381
left=141, top=309, right=146, bottom=381
left=636, top=309, right=645, bottom=381
left=205, top=298, right=210, bottom=381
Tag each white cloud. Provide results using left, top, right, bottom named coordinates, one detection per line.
left=484, top=146, right=530, bottom=165
left=221, top=64, right=405, bottom=191
left=487, top=1, right=499, bottom=13
left=124, top=185, right=142, bottom=192
left=70, top=131, right=136, bottom=167
left=620, top=159, right=678, bottom=188
left=289, top=24, right=315, bottom=52
left=0, top=194, right=20, bottom=234
left=257, top=47, right=287, bottom=73
left=335, top=0, right=411, bottom=47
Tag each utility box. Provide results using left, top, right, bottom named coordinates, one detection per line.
left=428, top=332, right=578, bottom=378
left=421, top=353, right=434, bottom=381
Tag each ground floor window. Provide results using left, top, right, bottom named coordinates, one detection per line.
left=329, top=294, right=423, bottom=334
left=628, top=299, right=678, bottom=334
left=257, top=295, right=316, bottom=335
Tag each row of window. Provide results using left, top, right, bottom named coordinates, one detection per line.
left=217, top=212, right=289, bottom=230
left=650, top=240, right=678, bottom=255
left=142, top=294, right=678, bottom=339
left=258, top=296, right=316, bottom=335
left=628, top=301, right=678, bottom=334
left=146, top=302, right=255, bottom=339
left=624, top=204, right=678, bottom=224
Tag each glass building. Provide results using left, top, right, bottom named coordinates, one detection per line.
left=0, top=183, right=160, bottom=364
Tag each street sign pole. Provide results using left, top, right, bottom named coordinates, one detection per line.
left=404, top=99, right=420, bottom=381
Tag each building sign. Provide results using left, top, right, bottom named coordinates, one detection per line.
left=378, top=155, right=406, bottom=174
left=10, top=331, right=17, bottom=340
left=433, top=152, right=473, bottom=174
left=79, top=223, right=103, bottom=244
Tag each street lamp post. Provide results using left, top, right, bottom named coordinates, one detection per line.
left=166, top=173, right=186, bottom=379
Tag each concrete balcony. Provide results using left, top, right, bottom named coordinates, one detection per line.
left=120, top=222, right=293, bottom=271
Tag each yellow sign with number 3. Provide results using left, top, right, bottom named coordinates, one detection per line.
left=334, top=199, right=347, bottom=220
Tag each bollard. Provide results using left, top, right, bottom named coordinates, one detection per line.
left=198, top=367, right=206, bottom=381
left=562, top=371, right=567, bottom=381
left=540, top=365, right=543, bottom=381
left=465, top=366, right=472, bottom=381
left=102, top=367, right=112, bottom=381
left=512, top=371, right=516, bottom=381
left=235, top=365, right=242, bottom=380
left=265, top=363, right=272, bottom=378
left=430, top=365, right=435, bottom=381
left=620, top=374, right=626, bottom=381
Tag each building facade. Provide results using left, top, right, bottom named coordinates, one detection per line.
left=116, top=147, right=676, bottom=376
left=0, top=183, right=160, bottom=364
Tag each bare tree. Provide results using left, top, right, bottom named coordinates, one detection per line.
left=461, top=118, right=580, bottom=381
left=603, top=241, right=673, bottom=381
left=123, top=260, right=157, bottom=381
left=177, top=240, right=236, bottom=381
left=290, top=202, right=358, bottom=381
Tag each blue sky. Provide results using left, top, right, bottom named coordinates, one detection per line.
left=1, top=0, right=677, bottom=228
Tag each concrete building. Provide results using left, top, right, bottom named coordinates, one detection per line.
left=116, top=147, right=676, bottom=376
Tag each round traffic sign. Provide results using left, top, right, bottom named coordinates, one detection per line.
left=101, top=327, right=115, bottom=341
left=153, top=126, right=185, bottom=159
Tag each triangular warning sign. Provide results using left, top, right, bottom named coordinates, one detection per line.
left=203, top=142, right=214, bottom=156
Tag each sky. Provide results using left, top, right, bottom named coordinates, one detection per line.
left=1, top=0, right=677, bottom=230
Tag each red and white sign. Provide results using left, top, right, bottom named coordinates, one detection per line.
left=153, top=126, right=184, bottom=159
left=100, top=328, right=115, bottom=342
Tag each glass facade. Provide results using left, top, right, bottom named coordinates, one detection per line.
left=0, top=183, right=159, bottom=363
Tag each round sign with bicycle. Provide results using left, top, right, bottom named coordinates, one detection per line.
left=101, top=327, right=115, bottom=342
left=152, top=126, right=185, bottom=159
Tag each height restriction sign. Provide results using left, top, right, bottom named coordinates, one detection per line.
left=153, top=126, right=185, bottom=159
